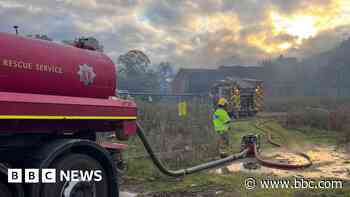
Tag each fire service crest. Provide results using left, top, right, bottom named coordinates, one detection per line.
left=77, top=64, right=96, bottom=85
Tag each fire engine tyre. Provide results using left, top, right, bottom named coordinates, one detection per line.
left=40, top=153, right=108, bottom=197
left=0, top=181, right=13, bottom=197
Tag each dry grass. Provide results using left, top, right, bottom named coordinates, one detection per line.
left=262, top=96, right=350, bottom=144
left=285, top=103, right=350, bottom=145
left=265, top=96, right=350, bottom=112
left=130, top=98, right=219, bottom=168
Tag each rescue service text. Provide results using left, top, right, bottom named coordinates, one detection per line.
left=2, top=59, right=63, bottom=74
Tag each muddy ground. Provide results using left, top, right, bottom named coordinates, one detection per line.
left=119, top=144, right=350, bottom=197
left=217, top=145, right=350, bottom=180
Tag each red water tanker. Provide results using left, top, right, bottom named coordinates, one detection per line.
left=0, top=32, right=137, bottom=197
left=0, top=32, right=137, bottom=133
left=0, top=32, right=115, bottom=98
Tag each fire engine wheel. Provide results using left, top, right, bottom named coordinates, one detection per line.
left=41, top=154, right=108, bottom=197
left=0, top=181, right=13, bottom=197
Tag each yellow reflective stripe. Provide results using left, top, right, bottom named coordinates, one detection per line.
left=0, top=115, right=137, bottom=120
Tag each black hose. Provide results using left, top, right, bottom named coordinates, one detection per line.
left=136, top=122, right=249, bottom=177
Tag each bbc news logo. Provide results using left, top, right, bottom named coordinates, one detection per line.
left=8, top=169, right=102, bottom=183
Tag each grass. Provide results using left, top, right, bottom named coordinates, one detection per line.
left=292, top=126, right=339, bottom=145
left=122, top=118, right=350, bottom=196
left=125, top=165, right=350, bottom=197
left=264, top=96, right=350, bottom=112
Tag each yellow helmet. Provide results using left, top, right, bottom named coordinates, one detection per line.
left=218, top=98, right=228, bottom=106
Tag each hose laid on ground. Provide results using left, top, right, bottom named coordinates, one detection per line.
left=253, top=120, right=313, bottom=170
left=136, top=118, right=312, bottom=177
left=136, top=122, right=249, bottom=177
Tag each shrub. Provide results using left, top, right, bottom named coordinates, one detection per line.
left=131, top=98, right=219, bottom=168
left=265, top=96, right=350, bottom=112
left=285, top=103, right=350, bottom=145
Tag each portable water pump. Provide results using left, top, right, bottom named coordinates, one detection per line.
left=240, top=134, right=260, bottom=156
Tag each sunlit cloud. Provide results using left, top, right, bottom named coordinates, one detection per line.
left=278, top=42, right=293, bottom=50
left=244, top=0, right=350, bottom=56
left=271, top=12, right=318, bottom=41
left=247, top=33, right=282, bottom=54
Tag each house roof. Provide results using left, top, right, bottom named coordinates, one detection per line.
left=172, top=65, right=264, bottom=93
left=176, top=68, right=216, bottom=75
left=173, top=65, right=262, bottom=80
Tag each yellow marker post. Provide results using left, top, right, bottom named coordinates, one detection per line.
left=178, top=101, right=187, bottom=117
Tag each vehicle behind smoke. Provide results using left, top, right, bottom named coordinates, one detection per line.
left=211, top=77, right=264, bottom=117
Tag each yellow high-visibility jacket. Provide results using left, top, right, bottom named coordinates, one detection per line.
left=213, top=108, right=231, bottom=133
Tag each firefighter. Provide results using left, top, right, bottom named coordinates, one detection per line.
left=213, top=98, right=232, bottom=157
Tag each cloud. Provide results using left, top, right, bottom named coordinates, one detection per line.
left=0, top=0, right=350, bottom=68
left=288, top=25, right=349, bottom=58
left=269, top=0, right=333, bottom=13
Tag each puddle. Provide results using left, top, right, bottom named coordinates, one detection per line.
left=213, top=146, right=350, bottom=180
left=120, top=191, right=138, bottom=197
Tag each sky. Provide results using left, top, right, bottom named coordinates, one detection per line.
left=1, top=0, right=350, bottom=68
